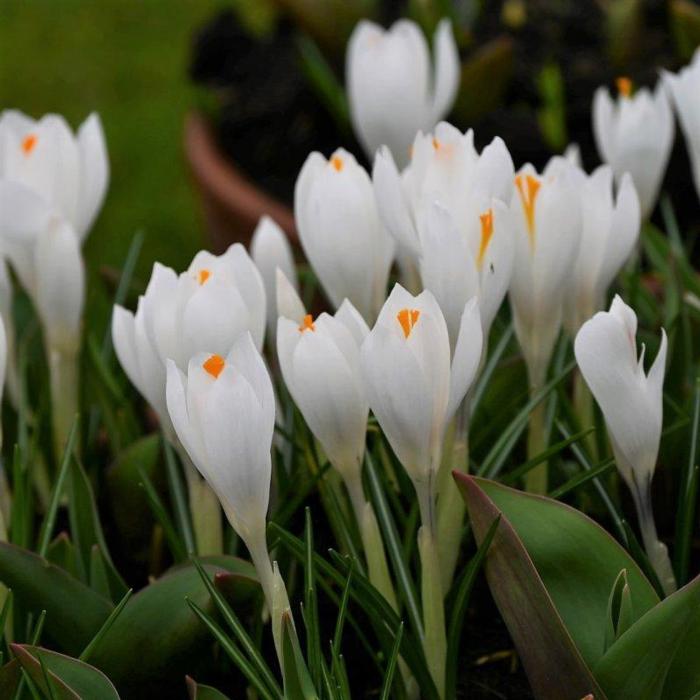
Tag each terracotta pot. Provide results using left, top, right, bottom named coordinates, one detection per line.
left=183, top=111, right=297, bottom=253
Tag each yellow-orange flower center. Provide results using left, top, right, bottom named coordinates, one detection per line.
left=397, top=308, right=420, bottom=338
left=477, top=208, right=494, bottom=269
left=298, top=314, right=316, bottom=332
left=616, top=76, right=633, bottom=98
left=22, top=134, right=37, bottom=155
left=432, top=137, right=440, bottom=150
left=197, top=269, right=211, bottom=285
left=203, top=354, right=225, bottom=379
left=514, top=174, right=540, bottom=246
left=331, top=155, right=343, bottom=172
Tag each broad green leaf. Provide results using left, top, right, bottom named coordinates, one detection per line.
left=185, top=675, right=231, bottom=699
left=594, top=576, right=700, bottom=699
left=461, top=475, right=659, bottom=666
left=457, top=474, right=605, bottom=699
left=13, top=644, right=120, bottom=699
left=0, top=542, right=112, bottom=655
left=89, top=557, right=256, bottom=695
left=0, top=658, right=20, bottom=697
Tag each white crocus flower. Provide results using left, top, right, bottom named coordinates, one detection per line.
left=0, top=110, right=108, bottom=242
left=166, top=333, right=293, bottom=661
left=373, top=122, right=514, bottom=293
left=360, top=284, right=481, bottom=696
left=564, top=165, right=640, bottom=334
left=509, top=159, right=581, bottom=391
left=112, top=243, right=265, bottom=555
left=663, top=49, right=700, bottom=202
left=276, top=268, right=306, bottom=326
left=250, top=215, right=297, bottom=343
left=295, top=149, right=394, bottom=323
left=574, top=296, right=676, bottom=595
left=346, top=18, right=459, bottom=168
left=592, top=79, right=673, bottom=219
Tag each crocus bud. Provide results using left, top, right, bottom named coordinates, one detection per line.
left=166, top=333, right=274, bottom=548
left=294, top=149, right=394, bottom=322
left=34, top=216, right=85, bottom=354
left=346, top=19, right=459, bottom=167
left=564, top=165, right=640, bottom=333
left=360, top=284, right=482, bottom=520
left=592, top=79, right=673, bottom=218
left=0, top=110, right=109, bottom=241
left=574, top=296, right=675, bottom=594
left=508, top=160, right=581, bottom=388
left=663, top=49, right=700, bottom=202
left=250, top=216, right=297, bottom=342
left=277, top=300, right=369, bottom=505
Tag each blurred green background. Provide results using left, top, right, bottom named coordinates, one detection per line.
left=0, top=0, right=223, bottom=297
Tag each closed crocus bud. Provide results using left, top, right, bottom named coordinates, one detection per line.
left=295, top=149, right=394, bottom=322
left=250, top=216, right=297, bottom=342
left=564, top=165, right=640, bottom=334
left=277, top=301, right=369, bottom=506
left=574, top=296, right=675, bottom=595
left=373, top=123, right=514, bottom=288
left=592, top=79, right=673, bottom=219
left=360, top=284, right=482, bottom=519
left=663, top=49, right=700, bottom=202
left=509, top=160, right=581, bottom=390
left=346, top=19, right=459, bottom=168
left=0, top=110, right=109, bottom=241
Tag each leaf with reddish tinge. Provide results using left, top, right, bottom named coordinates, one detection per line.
left=456, top=473, right=605, bottom=700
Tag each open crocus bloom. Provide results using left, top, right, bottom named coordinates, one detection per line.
left=592, top=79, right=673, bottom=219
left=508, top=159, right=581, bottom=388
left=663, top=48, right=700, bottom=202
left=360, top=284, right=482, bottom=508
left=295, top=148, right=394, bottom=323
left=0, top=110, right=108, bottom=243
left=574, top=296, right=675, bottom=594
left=250, top=215, right=297, bottom=343
left=277, top=301, right=369, bottom=501
left=564, top=164, right=640, bottom=334
left=346, top=19, right=459, bottom=168
left=166, top=334, right=274, bottom=548
left=112, top=243, right=266, bottom=437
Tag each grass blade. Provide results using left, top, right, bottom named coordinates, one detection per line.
left=162, top=439, right=196, bottom=555
left=379, top=622, right=403, bottom=700
left=79, top=588, right=133, bottom=662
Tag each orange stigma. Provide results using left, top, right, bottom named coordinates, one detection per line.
left=477, top=209, right=494, bottom=269
left=22, top=134, right=37, bottom=155
left=397, top=308, right=420, bottom=338
left=432, top=137, right=440, bottom=150
left=298, top=314, right=316, bottom=332
left=203, top=354, right=225, bottom=379
left=515, top=174, right=540, bottom=246
left=331, top=155, right=343, bottom=172
left=616, top=76, right=633, bottom=98
left=197, top=269, right=211, bottom=285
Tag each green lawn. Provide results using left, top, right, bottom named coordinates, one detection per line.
left=0, top=0, right=223, bottom=322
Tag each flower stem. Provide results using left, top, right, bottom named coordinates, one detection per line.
left=48, top=345, right=79, bottom=463
left=573, top=369, right=597, bottom=460
left=436, top=402, right=470, bottom=591
left=416, top=478, right=446, bottom=698
left=525, top=396, right=548, bottom=494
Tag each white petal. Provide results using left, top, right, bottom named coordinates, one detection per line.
left=75, top=113, right=109, bottom=241
left=429, top=19, right=460, bottom=124
left=276, top=268, right=306, bottom=323
left=447, top=297, right=483, bottom=418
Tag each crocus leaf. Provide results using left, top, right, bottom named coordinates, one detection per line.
left=593, top=576, right=700, bottom=699
left=89, top=557, right=256, bottom=696
left=0, top=659, right=21, bottom=697
left=0, top=541, right=112, bottom=655
left=46, top=533, right=82, bottom=580
left=458, top=475, right=659, bottom=667
left=12, top=644, right=120, bottom=699
left=185, top=675, right=231, bottom=699
left=281, top=611, right=319, bottom=700
left=457, top=474, right=605, bottom=699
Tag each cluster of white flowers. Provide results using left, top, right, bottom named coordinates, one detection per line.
left=2, top=18, right=699, bottom=690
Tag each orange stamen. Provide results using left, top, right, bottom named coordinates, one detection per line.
left=616, top=76, right=633, bottom=98
left=198, top=269, right=211, bottom=285
left=299, top=314, right=316, bottom=332
left=331, top=155, right=343, bottom=172
left=477, top=209, right=494, bottom=269
left=514, top=174, right=540, bottom=246
left=432, top=137, right=440, bottom=150
left=203, top=354, right=225, bottom=379
left=397, top=308, right=420, bottom=338
left=22, top=134, right=37, bottom=155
